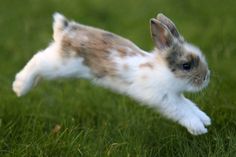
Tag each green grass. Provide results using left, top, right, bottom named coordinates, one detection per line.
left=1, top=0, right=236, bottom=156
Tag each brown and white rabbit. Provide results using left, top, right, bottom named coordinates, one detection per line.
left=13, top=13, right=211, bottom=135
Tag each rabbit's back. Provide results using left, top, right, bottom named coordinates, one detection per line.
left=60, top=22, right=146, bottom=78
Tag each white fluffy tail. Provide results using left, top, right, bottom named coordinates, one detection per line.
left=53, top=12, right=68, bottom=41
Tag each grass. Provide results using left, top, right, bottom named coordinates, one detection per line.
left=1, top=0, right=236, bottom=156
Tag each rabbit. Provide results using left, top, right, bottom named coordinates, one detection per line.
left=12, top=13, right=211, bottom=135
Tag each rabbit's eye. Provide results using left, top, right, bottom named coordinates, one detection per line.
left=182, top=62, right=192, bottom=71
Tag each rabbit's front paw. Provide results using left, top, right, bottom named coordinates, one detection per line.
left=193, top=109, right=211, bottom=126
left=12, top=71, right=38, bottom=97
left=180, top=117, right=208, bottom=135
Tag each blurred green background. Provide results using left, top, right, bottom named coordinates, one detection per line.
left=0, top=0, right=236, bottom=156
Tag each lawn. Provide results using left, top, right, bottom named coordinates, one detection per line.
left=0, top=0, right=236, bottom=156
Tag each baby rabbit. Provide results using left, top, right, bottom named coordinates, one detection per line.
left=13, top=13, right=211, bottom=135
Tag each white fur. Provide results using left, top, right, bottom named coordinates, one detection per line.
left=93, top=50, right=211, bottom=135
left=12, top=13, right=211, bottom=135
left=13, top=42, right=92, bottom=96
left=184, top=42, right=206, bottom=63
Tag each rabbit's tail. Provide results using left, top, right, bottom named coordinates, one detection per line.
left=53, top=12, right=69, bottom=42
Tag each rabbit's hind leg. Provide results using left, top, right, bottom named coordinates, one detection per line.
left=12, top=43, right=91, bottom=97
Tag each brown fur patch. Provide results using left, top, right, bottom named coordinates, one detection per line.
left=139, top=62, right=154, bottom=69
left=116, top=47, right=138, bottom=58
left=123, top=64, right=129, bottom=70
left=60, top=23, right=144, bottom=77
left=141, top=75, right=148, bottom=80
left=116, top=47, right=128, bottom=58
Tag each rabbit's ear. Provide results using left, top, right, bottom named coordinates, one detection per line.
left=156, top=13, right=181, bottom=40
left=150, top=18, right=174, bottom=50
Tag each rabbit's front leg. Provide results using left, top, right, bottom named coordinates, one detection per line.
left=160, top=95, right=209, bottom=135
left=184, top=98, right=211, bottom=126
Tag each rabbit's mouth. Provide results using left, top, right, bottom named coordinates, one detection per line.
left=187, top=70, right=210, bottom=92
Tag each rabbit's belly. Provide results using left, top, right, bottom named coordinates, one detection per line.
left=56, top=57, right=93, bottom=79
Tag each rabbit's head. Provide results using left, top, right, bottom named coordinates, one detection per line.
left=150, top=14, right=210, bottom=92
